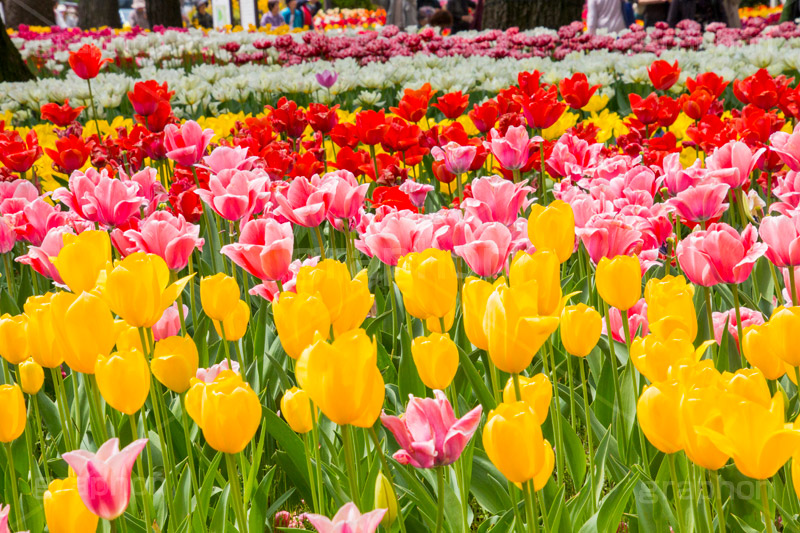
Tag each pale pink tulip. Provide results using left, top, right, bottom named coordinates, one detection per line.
left=770, top=123, right=800, bottom=172
left=602, top=298, right=649, bottom=343
left=712, top=308, right=764, bottom=346
left=430, top=209, right=476, bottom=252
left=196, top=169, right=269, bottom=222
left=454, top=221, right=513, bottom=277
left=484, top=125, right=538, bottom=171
left=546, top=133, right=603, bottom=179
left=462, top=175, right=531, bottom=226
left=659, top=152, right=703, bottom=195
left=121, top=167, right=167, bottom=216
left=318, top=170, right=369, bottom=227
left=274, top=176, right=330, bottom=228
left=152, top=303, right=189, bottom=341
left=431, top=141, right=476, bottom=175
left=202, top=146, right=258, bottom=174
left=221, top=218, right=293, bottom=280
left=381, top=390, right=482, bottom=469
left=15, top=226, right=73, bottom=283
left=760, top=214, right=800, bottom=267
left=0, top=179, right=38, bottom=215
left=0, top=216, right=15, bottom=254
left=668, top=182, right=729, bottom=225
left=121, top=211, right=204, bottom=271
left=52, top=168, right=143, bottom=227
left=306, top=503, right=385, bottom=533
left=62, top=438, right=148, bottom=521
left=398, top=180, right=434, bottom=208
left=356, top=211, right=432, bottom=266
left=676, top=223, right=767, bottom=286
left=706, top=140, right=765, bottom=190
left=196, top=360, right=240, bottom=383
left=578, top=214, right=644, bottom=264
left=163, top=120, right=215, bottom=167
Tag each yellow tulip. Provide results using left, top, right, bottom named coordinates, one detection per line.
left=462, top=276, right=503, bottom=351
left=0, top=384, right=26, bottom=442
left=596, top=255, right=641, bottom=311
left=637, top=380, right=683, bottom=454
left=51, top=230, right=111, bottom=294
left=527, top=200, right=575, bottom=263
left=484, top=281, right=560, bottom=374
left=630, top=328, right=714, bottom=384
left=719, top=368, right=772, bottom=408
left=200, top=273, right=240, bottom=321
left=742, top=324, right=786, bottom=380
left=280, top=387, right=314, bottom=434
left=482, top=401, right=554, bottom=487
left=273, top=292, right=331, bottom=360
left=24, top=294, right=62, bottom=368
left=95, top=350, right=151, bottom=415
left=502, top=374, right=552, bottom=425
left=51, top=291, right=118, bottom=375
left=395, top=249, right=457, bottom=321
left=0, top=313, right=28, bottom=365
left=213, top=299, right=250, bottom=341
left=115, top=323, right=145, bottom=353
left=151, top=335, right=199, bottom=394
left=644, top=275, right=697, bottom=341
left=103, top=252, right=191, bottom=328
left=508, top=250, right=562, bottom=316
left=374, top=471, right=398, bottom=527
left=680, top=386, right=730, bottom=471
left=296, top=329, right=384, bottom=428
left=19, top=358, right=44, bottom=395
left=43, top=476, right=99, bottom=533
left=411, top=333, right=459, bottom=391
left=560, top=304, right=602, bottom=358
left=769, top=306, right=800, bottom=367
left=425, top=306, right=454, bottom=334
left=185, top=371, right=261, bottom=454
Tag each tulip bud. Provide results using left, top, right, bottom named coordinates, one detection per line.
left=769, top=306, right=800, bottom=367
left=201, top=273, right=240, bottom=321
left=280, top=387, right=314, bottom=434
left=0, top=384, right=27, bottom=442
left=19, top=358, right=44, bottom=395
left=152, top=335, right=199, bottom=394
left=742, top=324, right=786, bottom=381
left=645, top=275, right=697, bottom=341
left=509, top=250, right=562, bottom=316
left=411, top=333, right=459, bottom=391
left=0, top=313, right=28, bottom=365
left=502, top=374, right=551, bottom=425
left=395, top=249, right=457, bottom=321
left=637, top=380, right=683, bottom=454
left=213, top=299, right=250, bottom=341
left=374, top=472, right=398, bottom=527
left=25, top=294, right=62, bottom=369
left=527, top=200, right=575, bottom=263
left=273, top=292, right=331, bottom=360
left=43, top=476, right=100, bottom=533
left=462, top=277, right=503, bottom=351
left=51, top=230, right=111, bottom=294
left=560, top=304, right=602, bottom=358
left=52, top=291, right=117, bottom=375
left=596, top=255, right=642, bottom=311
left=95, top=350, right=151, bottom=415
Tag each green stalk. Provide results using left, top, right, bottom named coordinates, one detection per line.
left=668, top=454, right=684, bottom=533
left=385, top=263, right=399, bottom=358
left=546, top=340, right=565, bottom=485
left=3, top=253, right=15, bottom=303
left=219, top=322, right=234, bottom=369
left=32, top=394, right=50, bottom=484
left=4, top=442, right=22, bottom=531
left=302, top=432, right=320, bottom=513
left=621, top=310, right=648, bottom=469
left=314, top=225, right=327, bottom=260
left=225, top=453, right=249, bottom=533
left=86, top=78, right=102, bottom=140
left=789, top=265, right=798, bottom=307
left=760, top=479, right=773, bottom=533
left=311, top=407, right=325, bottom=515
left=601, top=301, right=626, bottom=459
left=87, top=374, right=109, bottom=442
left=522, top=480, right=538, bottom=533
left=50, top=367, right=74, bottom=450
left=700, top=468, right=714, bottom=533
left=179, top=396, right=202, bottom=531
left=703, top=286, right=717, bottom=366
left=711, top=469, right=727, bottom=533
left=730, top=284, right=745, bottom=368
left=534, top=485, right=550, bottom=532
left=129, top=414, right=153, bottom=532
left=435, top=467, right=446, bottom=532
left=367, top=428, right=407, bottom=533
left=579, top=361, right=596, bottom=513
left=565, top=352, right=576, bottom=428
left=342, top=424, right=361, bottom=507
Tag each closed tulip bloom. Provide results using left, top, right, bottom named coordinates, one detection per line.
left=374, top=472, right=398, bottom=527
left=151, top=335, right=199, bottom=394
left=306, top=502, right=385, bottom=533
left=411, top=333, right=459, bottom=390
left=104, top=253, right=192, bottom=328
left=280, top=387, right=314, bottom=434
left=122, top=211, right=204, bottom=272
left=680, top=387, right=730, bottom=471
left=0, top=384, right=26, bottom=442
left=527, top=200, right=575, bottom=263
left=19, top=358, right=44, bottom=395
left=484, top=281, right=560, bottom=374
left=560, top=304, right=602, bottom=358
left=43, top=476, right=100, bottom=533
left=509, top=251, right=562, bottom=317
left=482, top=401, right=554, bottom=487
left=0, top=313, right=28, bottom=365
left=431, top=141, right=477, bottom=175
left=61, top=437, right=148, bottom=520
left=454, top=221, right=513, bottom=278
left=668, top=183, right=730, bottom=225
left=185, top=371, right=261, bottom=454
left=67, top=43, right=110, bottom=80
left=213, top=299, right=250, bottom=341
left=502, top=374, right=552, bottom=424
left=296, top=329, right=384, bottom=428
left=274, top=292, right=331, bottom=360
left=115, top=324, right=145, bottom=353
left=462, top=277, right=503, bottom=351
left=719, top=368, right=772, bottom=408
left=596, top=255, right=641, bottom=311
left=637, top=380, right=683, bottom=454
left=769, top=306, right=800, bottom=367
left=95, top=350, right=150, bottom=415
left=52, top=292, right=117, bottom=375
left=676, top=223, right=767, bottom=286
left=483, top=125, right=536, bottom=171
left=295, top=260, right=374, bottom=336
left=201, top=273, right=240, bottom=322
left=396, top=250, right=458, bottom=321
left=644, top=275, right=697, bottom=341
left=24, top=295, right=62, bottom=369
left=742, top=324, right=786, bottom=380
left=51, top=230, right=111, bottom=294
left=630, top=323, right=714, bottom=383
left=221, top=218, right=293, bottom=281
left=163, top=120, right=214, bottom=167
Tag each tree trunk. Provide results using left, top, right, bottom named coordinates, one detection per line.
left=0, top=15, right=35, bottom=82
left=78, top=0, right=121, bottom=29
left=3, top=0, right=56, bottom=27
left=723, top=0, right=741, bottom=27
left=482, top=0, right=583, bottom=30
left=146, top=0, right=183, bottom=28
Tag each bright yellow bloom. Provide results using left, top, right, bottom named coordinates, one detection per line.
left=769, top=306, right=800, bottom=367
left=95, top=350, right=150, bottom=415
left=43, top=477, right=99, bottom=533
left=560, top=304, right=602, bottom=358
left=582, top=94, right=609, bottom=113
left=508, top=251, right=562, bottom=316
left=0, top=384, right=26, bottom=442
left=637, top=379, right=683, bottom=454
left=411, top=332, right=459, bottom=391
left=200, top=273, right=240, bottom=322
left=596, top=255, right=641, bottom=311
left=24, top=294, right=61, bottom=368
left=0, top=313, right=28, bottom=365
left=51, top=291, right=117, bottom=375
left=273, top=292, right=331, bottom=360
left=462, top=277, right=504, bottom=350
left=680, top=385, right=730, bottom=471
left=742, top=323, right=787, bottom=380
left=527, top=200, right=575, bottom=263
left=213, top=299, right=250, bottom=341
left=630, top=328, right=714, bottom=384
left=644, top=275, right=697, bottom=341
left=502, top=374, right=551, bottom=425
left=395, top=250, right=457, bottom=321
left=152, top=335, right=199, bottom=394
left=51, top=230, right=111, bottom=294
left=19, top=358, right=44, bottom=395
left=280, top=387, right=314, bottom=434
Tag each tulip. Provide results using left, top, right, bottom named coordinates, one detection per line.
left=431, top=141, right=477, bottom=176
left=213, top=300, right=250, bottom=342
left=315, top=70, right=338, bottom=89
left=395, top=250, right=457, bottom=321
left=122, top=211, right=204, bottom=272
left=560, top=304, right=602, bottom=358
left=741, top=324, right=786, bottom=380
left=760, top=214, right=800, bottom=269
left=381, top=390, right=482, bottom=468
left=462, top=175, right=531, bottom=227
left=647, top=59, right=681, bottom=91
left=508, top=250, right=563, bottom=316
left=202, top=145, right=256, bottom=174
left=482, top=401, right=554, bottom=487
left=68, top=44, right=110, bottom=80
left=483, top=125, right=535, bottom=171
left=355, top=210, right=431, bottom=266
left=596, top=255, right=641, bottom=311
left=680, top=386, right=730, bottom=471
left=200, top=273, right=240, bottom=322
left=62, top=437, right=148, bottom=520
left=0, top=314, right=28, bottom=365
left=676, top=224, right=767, bottom=286
left=770, top=123, right=800, bottom=172
left=195, top=360, right=239, bottom=384
left=768, top=306, right=800, bottom=367
left=24, top=295, right=62, bottom=369
left=52, top=169, right=144, bottom=228
left=637, top=380, right=683, bottom=454
left=579, top=215, right=644, bottom=265
left=151, top=335, right=199, bottom=394
left=668, top=183, right=730, bottom=226
left=454, top=222, right=513, bottom=278
left=462, top=277, right=501, bottom=351
left=630, top=325, right=714, bottom=383
left=502, top=374, right=551, bottom=424
left=43, top=476, right=100, bottom=533
left=152, top=303, right=188, bottom=341
left=527, top=200, right=575, bottom=263
left=558, top=72, right=600, bottom=110
left=185, top=371, right=261, bottom=454
left=374, top=472, right=398, bottom=527
left=715, top=307, right=765, bottom=346
left=163, top=120, right=215, bottom=167
left=410, top=333, right=459, bottom=391
left=196, top=169, right=269, bottom=222
left=644, top=275, right=697, bottom=341
left=95, top=350, right=150, bottom=415
left=306, top=502, right=385, bottom=533
left=52, top=292, right=117, bottom=375
left=0, top=385, right=26, bottom=442
left=273, top=292, right=331, bottom=360
left=44, top=134, right=90, bottom=173
left=51, top=230, right=111, bottom=294
left=280, top=387, right=314, bottom=434
left=296, top=329, right=384, bottom=428
left=221, top=218, right=293, bottom=281
left=104, top=253, right=192, bottom=328
left=706, top=140, right=765, bottom=190
left=18, top=358, right=43, bottom=395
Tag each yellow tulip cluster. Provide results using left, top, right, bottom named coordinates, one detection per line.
left=743, top=306, right=800, bottom=381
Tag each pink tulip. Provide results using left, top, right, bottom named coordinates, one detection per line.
left=484, top=125, right=538, bottom=171
left=429, top=208, right=476, bottom=252
left=668, top=182, right=729, bottom=225
left=676, top=223, right=767, bottom=286
left=121, top=167, right=167, bottom=216
left=712, top=308, right=764, bottom=346
left=248, top=256, right=320, bottom=302
left=52, top=168, right=144, bottom=228
left=355, top=211, right=432, bottom=266
left=398, top=180, right=434, bottom=208
left=454, top=221, right=513, bottom=277
left=578, top=214, right=644, bottom=264
left=0, top=504, right=9, bottom=533
left=0, top=217, right=16, bottom=254
left=0, top=179, right=38, bottom=216
left=152, top=303, right=189, bottom=341
left=546, top=134, right=603, bottom=179
left=782, top=266, right=800, bottom=305
left=706, top=140, right=765, bottom=190
left=659, top=153, right=702, bottom=195
left=431, top=141, right=476, bottom=175
left=760, top=214, right=800, bottom=267
left=61, top=438, right=148, bottom=521
left=163, top=120, right=215, bottom=167
left=196, top=169, right=269, bottom=222
left=602, top=298, right=649, bottom=343
left=772, top=171, right=800, bottom=214
left=274, top=176, right=330, bottom=228
left=221, top=218, right=294, bottom=281
left=15, top=226, right=73, bottom=283
left=770, top=123, right=800, bottom=172
left=202, top=146, right=258, bottom=174
left=196, top=360, right=240, bottom=383
left=381, top=390, right=482, bottom=469
left=462, top=175, right=531, bottom=226
left=318, top=170, right=369, bottom=228
left=121, top=211, right=204, bottom=271
left=306, top=503, right=385, bottom=533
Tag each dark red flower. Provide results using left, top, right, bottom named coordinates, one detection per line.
left=306, top=103, right=339, bottom=134
left=558, top=72, right=600, bottom=110
left=332, top=146, right=371, bottom=177
left=127, top=80, right=174, bottom=117
left=266, top=97, right=308, bottom=139
left=628, top=93, right=659, bottom=126
left=289, top=151, right=325, bottom=179
left=468, top=101, right=500, bottom=133
left=355, top=109, right=388, bottom=146
left=0, top=130, right=43, bottom=173
left=330, top=122, right=360, bottom=150
left=68, top=44, right=111, bottom=80
left=656, top=95, right=681, bottom=128
left=432, top=159, right=456, bottom=183
left=734, top=105, right=785, bottom=146
left=168, top=178, right=203, bottom=223
left=40, top=100, right=85, bottom=127
left=44, top=134, right=90, bottom=173
left=381, top=117, right=421, bottom=153
left=135, top=99, right=174, bottom=133
left=647, top=60, right=681, bottom=91
left=431, top=91, right=470, bottom=120
left=733, top=69, right=792, bottom=110
left=517, top=88, right=566, bottom=130
left=517, top=70, right=542, bottom=97
left=369, top=186, right=417, bottom=212
left=680, top=91, right=714, bottom=121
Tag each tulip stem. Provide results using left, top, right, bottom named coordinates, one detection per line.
left=188, top=255, right=199, bottom=333
left=435, top=466, right=446, bottom=533
left=761, top=479, right=774, bottom=533
left=537, top=133, right=546, bottom=205
left=179, top=397, right=201, bottom=531
left=703, top=286, right=718, bottom=366
left=4, top=442, right=22, bottom=531
left=87, top=374, right=109, bottom=442
left=522, top=480, right=538, bottom=533
left=512, top=373, right=523, bottom=401
left=32, top=394, right=50, bottom=484
left=699, top=467, right=714, bottom=533
left=535, top=485, right=551, bottom=533
left=50, top=367, right=75, bottom=451
left=225, top=453, right=249, bottom=533
left=711, top=469, right=727, bottom=533
left=621, top=310, right=649, bottom=470
left=86, top=78, right=103, bottom=140
left=309, top=407, right=325, bottom=515
left=385, top=264, right=398, bottom=358
left=579, top=361, right=596, bottom=514
left=302, top=432, right=320, bottom=513
left=730, top=284, right=745, bottom=369
left=601, top=301, right=626, bottom=460
left=368, top=428, right=406, bottom=533
left=342, top=424, right=361, bottom=508
left=3, top=253, right=15, bottom=303
left=545, top=340, right=566, bottom=486
left=219, top=323, right=234, bottom=370
left=314, top=225, right=326, bottom=260
left=129, top=414, right=153, bottom=532
left=668, top=453, right=684, bottom=533
left=789, top=265, right=798, bottom=307
left=565, top=352, right=576, bottom=428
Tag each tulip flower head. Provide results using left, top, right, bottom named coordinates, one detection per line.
left=395, top=249, right=457, bottom=321
left=527, top=200, right=575, bottom=263
left=68, top=44, right=111, bottom=80
left=560, top=304, right=602, bottom=358
left=95, top=350, right=151, bottom=415
left=502, top=374, right=552, bottom=424
left=596, top=255, right=642, bottom=311
left=306, top=502, right=385, bottom=533
left=280, top=387, right=314, bottom=434
left=19, top=358, right=44, bottom=395
left=431, top=142, right=477, bottom=176
left=43, top=476, right=99, bottom=533
left=0, top=384, right=26, bottom=443
left=410, top=333, right=459, bottom=391
left=152, top=335, right=200, bottom=394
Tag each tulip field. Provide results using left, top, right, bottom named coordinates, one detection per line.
left=3, top=17, right=800, bottom=533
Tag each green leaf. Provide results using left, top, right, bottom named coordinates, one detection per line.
left=458, top=348, right=496, bottom=412
left=632, top=471, right=677, bottom=532
left=578, top=470, right=640, bottom=533
left=248, top=467, right=276, bottom=533
left=198, top=452, right=224, bottom=523
left=210, top=485, right=231, bottom=532
left=398, top=328, right=425, bottom=399
left=559, top=410, right=586, bottom=488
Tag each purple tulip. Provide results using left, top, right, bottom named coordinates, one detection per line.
left=315, top=70, right=338, bottom=89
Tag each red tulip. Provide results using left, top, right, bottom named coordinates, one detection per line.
left=44, top=134, right=90, bottom=173
left=355, top=109, right=388, bottom=146
left=40, top=100, right=85, bottom=127
left=127, top=80, right=174, bottom=117
left=381, top=117, right=421, bottom=153
left=733, top=68, right=791, bottom=110
left=306, top=103, right=339, bottom=134
left=558, top=72, right=600, bottom=110
left=686, top=72, right=729, bottom=99
left=432, top=91, right=470, bottom=120
left=656, top=95, right=681, bottom=128
left=135, top=99, right=174, bottom=133
left=647, top=60, right=681, bottom=91
left=468, top=101, right=500, bottom=133
left=332, top=146, right=370, bottom=178
left=389, top=83, right=436, bottom=123
left=628, top=93, right=659, bottom=126
left=266, top=97, right=308, bottom=139
left=0, top=130, right=42, bottom=173
left=516, top=88, right=566, bottom=130
left=368, top=186, right=418, bottom=212
left=680, top=91, right=714, bottom=121
left=517, top=70, right=542, bottom=97
left=68, top=44, right=111, bottom=80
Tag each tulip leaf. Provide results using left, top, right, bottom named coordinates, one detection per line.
left=632, top=471, right=677, bottom=532
left=470, top=450, right=511, bottom=515
left=248, top=467, right=276, bottom=533
left=559, top=410, right=587, bottom=488
left=197, top=452, right=224, bottom=523
left=262, top=408, right=312, bottom=496
left=173, top=463, right=193, bottom=523
left=458, top=348, right=496, bottom=412
left=392, top=459, right=438, bottom=525
left=210, top=484, right=231, bottom=532
left=398, top=328, right=425, bottom=400
left=578, top=470, right=640, bottom=533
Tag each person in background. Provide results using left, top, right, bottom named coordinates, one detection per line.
left=446, top=0, right=473, bottom=32
left=385, top=0, right=418, bottom=29
left=260, top=0, right=286, bottom=26
left=54, top=2, right=69, bottom=27
left=667, top=0, right=727, bottom=26
left=638, top=0, right=670, bottom=27
left=586, top=0, right=627, bottom=34
left=195, top=0, right=213, bottom=27
left=301, top=0, right=322, bottom=18
left=129, top=0, right=150, bottom=28
left=780, top=0, right=799, bottom=22
left=429, top=8, right=453, bottom=30
left=281, top=0, right=305, bottom=28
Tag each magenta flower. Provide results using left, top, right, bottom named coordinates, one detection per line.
left=202, top=146, right=258, bottom=174
left=660, top=153, right=703, bottom=195
left=196, top=169, right=270, bottom=222
left=706, top=140, right=765, bottom=190
left=221, top=218, right=294, bottom=281
left=454, top=221, right=513, bottom=277
left=462, top=175, right=532, bottom=226
left=770, top=124, right=800, bottom=172
left=163, top=120, right=215, bottom=167
left=52, top=168, right=143, bottom=228
left=306, top=502, right=385, bottom=533
left=274, top=176, right=331, bottom=228
left=15, top=226, right=73, bottom=284
left=0, top=179, right=38, bottom=216
left=121, top=167, right=167, bottom=216
left=380, top=390, right=482, bottom=469
left=315, top=70, right=338, bottom=89
left=431, top=141, right=477, bottom=176
left=398, top=180, right=434, bottom=208
left=602, top=298, right=649, bottom=343
left=668, top=182, right=729, bottom=225
left=0, top=217, right=15, bottom=254
left=712, top=308, right=764, bottom=346
left=676, top=223, right=767, bottom=286
left=484, top=125, right=538, bottom=171
left=61, top=438, right=148, bottom=521
left=121, top=211, right=204, bottom=271
left=760, top=214, right=800, bottom=267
